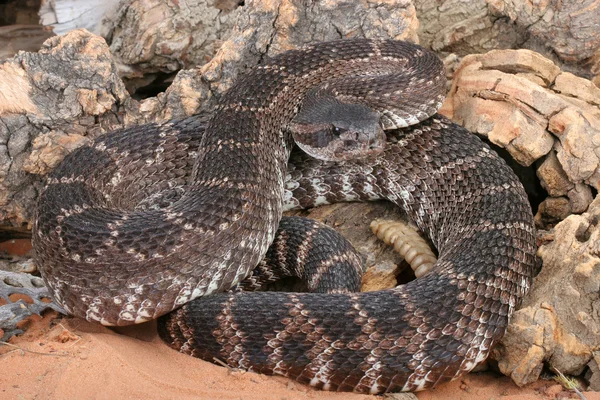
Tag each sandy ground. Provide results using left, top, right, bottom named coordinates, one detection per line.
left=1, top=240, right=597, bottom=400
left=1, top=310, right=597, bottom=400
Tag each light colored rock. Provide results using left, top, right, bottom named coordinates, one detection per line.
left=442, top=48, right=600, bottom=227
left=479, top=48, right=560, bottom=85
left=109, top=0, right=241, bottom=77
left=536, top=151, right=573, bottom=197
left=415, top=0, right=522, bottom=55
left=442, top=52, right=557, bottom=166
left=585, top=353, right=600, bottom=391
left=554, top=72, right=600, bottom=107
left=549, top=108, right=600, bottom=187
left=487, top=0, right=600, bottom=65
left=568, top=183, right=593, bottom=214
left=534, top=197, right=571, bottom=227
left=23, top=132, right=91, bottom=176
left=415, top=0, right=600, bottom=81
left=361, top=260, right=400, bottom=293
left=495, top=195, right=600, bottom=385
left=0, top=30, right=131, bottom=226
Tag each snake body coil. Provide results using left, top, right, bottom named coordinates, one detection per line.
left=33, top=39, right=536, bottom=393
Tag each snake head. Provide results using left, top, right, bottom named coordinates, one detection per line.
left=289, top=90, right=385, bottom=162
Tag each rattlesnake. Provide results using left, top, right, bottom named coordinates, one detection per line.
left=33, top=39, right=537, bottom=393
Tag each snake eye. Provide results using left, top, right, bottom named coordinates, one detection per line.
left=332, top=126, right=347, bottom=136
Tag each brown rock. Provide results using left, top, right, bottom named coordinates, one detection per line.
left=415, top=0, right=600, bottom=81
left=443, top=53, right=556, bottom=166
left=549, top=108, right=600, bottom=186
left=554, top=72, right=600, bottom=107
left=536, top=151, right=574, bottom=197
left=0, top=62, right=38, bottom=115
left=568, top=183, right=593, bottom=214
left=534, top=197, right=571, bottom=227
left=444, top=48, right=600, bottom=227
left=0, top=30, right=131, bottom=226
left=479, top=48, right=560, bottom=85
left=585, top=354, right=600, bottom=391
left=415, top=0, right=522, bottom=55
left=361, top=261, right=400, bottom=292
left=109, top=0, right=241, bottom=78
left=495, top=195, right=600, bottom=385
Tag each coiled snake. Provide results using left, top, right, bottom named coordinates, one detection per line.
left=33, top=39, right=537, bottom=393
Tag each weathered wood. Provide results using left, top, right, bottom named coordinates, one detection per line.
left=0, top=25, right=53, bottom=61
left=39, top=0, right=122, bottom=36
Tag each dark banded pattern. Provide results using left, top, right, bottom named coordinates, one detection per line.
left=159, top=115, right=536, bottom=393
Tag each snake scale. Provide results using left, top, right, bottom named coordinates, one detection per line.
left=33, top=39, right=537, bottom=393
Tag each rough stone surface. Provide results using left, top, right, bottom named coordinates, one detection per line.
left=414, top=0, right=600, bottom=81
left=493, top=195, right=600, bottom=386
left=536, top=150, right=573, bottom=198
left=0, top=30, right=131, bottom=226
left=441, top=48, right=600, bottom=227
left=108, top=0, right=242, bottom=78
left=586, top=354, right=600, bottom=391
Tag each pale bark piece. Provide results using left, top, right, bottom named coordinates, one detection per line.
left=39, top=0, right=123, bottom=37
left=494, top=195, right=600, bottom=386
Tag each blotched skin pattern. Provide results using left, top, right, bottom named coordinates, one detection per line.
left=158, top=115, right=536, bottom=393
left=33, top=40, right=536, bottom=393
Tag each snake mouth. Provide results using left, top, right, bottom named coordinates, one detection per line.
left=331, top=130, right=386, bottom=160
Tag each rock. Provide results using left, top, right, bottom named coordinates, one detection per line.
left=360, top=260, right=401, bottom=293
left=0, top=30, right=131, bottom=226
left=568, top=184, right=594, bottom=215
left=415, top=0, right=522, bottom=55
left=536, top=150, right=573, bottom=197
left=494, top=195, right=600, bottom=386
left=585, top=354, right=600, bottom=391
left=23, top=131, right=91, bottom=176
left=414, top=0, right=600, bottom=82
left=108, top=0, right=242, bottom=78
left=534, top=197, right=571, bottom=227
left=554, top=72, right=600, bottom=107
left=549, top=108, right=600, bottom=186
left=442, top=48, right=600, bottom=227
left=441, top=51, right=556, bottom=166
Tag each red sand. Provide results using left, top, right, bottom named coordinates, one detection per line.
left=2, top=312, right=597, bottom=400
